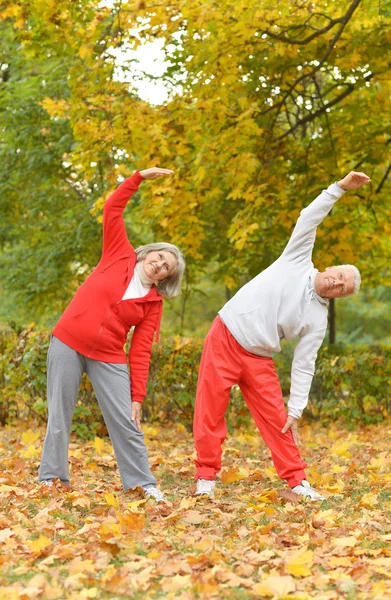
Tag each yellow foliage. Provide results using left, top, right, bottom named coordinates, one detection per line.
left=40, top=97, right=70, bottom=118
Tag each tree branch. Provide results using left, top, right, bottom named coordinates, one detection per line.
left=264, top=15, right=344, bottom=46
left=276, top=74, right=373, bottom=141
left=376, top=161, right=391, bottom=194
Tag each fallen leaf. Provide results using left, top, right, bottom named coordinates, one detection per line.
left=182, top=510, right=206, bottom=525
left=286, top=548, right=313, bottom=578
left=253, top=575, right=296, bottom=597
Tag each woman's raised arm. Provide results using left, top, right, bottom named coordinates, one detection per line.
left=101, top=167, right=173, bottom=262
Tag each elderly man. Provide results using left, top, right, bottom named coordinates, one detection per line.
left=194, top=171, right=370, bottom=500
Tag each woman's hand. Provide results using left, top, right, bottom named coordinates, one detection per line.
left=139, top=167, right=173, bottom=179
left=131, top=402, right=142, bottom=432
left=281, top=416, right=300, bottom=446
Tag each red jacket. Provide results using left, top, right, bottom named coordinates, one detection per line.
left=52, top=171, right=163, bottom=403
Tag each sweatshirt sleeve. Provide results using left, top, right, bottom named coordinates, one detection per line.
left=282, top=183, right=345, bottom=264
left=287, top=328, right=326, bottom=419
left=101, top=171, right=145, bottom=262
left=128, top=302, right=162, bottom=403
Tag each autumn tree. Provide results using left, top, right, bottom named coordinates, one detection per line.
left=1, top=0, right=391, bottom=334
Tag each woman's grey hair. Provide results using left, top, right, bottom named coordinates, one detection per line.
left=135, top=242, right=186, bottom=299
left=339, top=264, right=361, bottom=296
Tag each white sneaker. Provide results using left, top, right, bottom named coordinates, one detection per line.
left=195, top=479, right=216, bottom=498
left=40, top=480, right=54, bottom=487
left=291, top=480, right=326, bottom=501
left=142, top=485, right=166, bottom=503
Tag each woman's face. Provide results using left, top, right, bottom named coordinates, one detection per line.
left=142, top=250, right=178, bottom=283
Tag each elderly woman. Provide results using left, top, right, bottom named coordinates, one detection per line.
left=38, top=167, right=185, bottom=502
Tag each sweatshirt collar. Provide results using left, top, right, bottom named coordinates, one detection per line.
left=310, top=269, right=329, bottom=306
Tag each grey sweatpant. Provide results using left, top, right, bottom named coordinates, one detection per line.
left=38, top=336, right=156, bottom=490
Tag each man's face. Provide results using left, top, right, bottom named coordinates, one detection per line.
left=315, top=266, right=355, bottom=298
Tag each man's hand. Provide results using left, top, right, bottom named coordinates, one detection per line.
left=139, top=167, right=173, bottom=179
left=131, top=402, right=142, bottom=432
left=337, top=171, right=371, bottom=191
left=281, top=416, right=299, bottom=446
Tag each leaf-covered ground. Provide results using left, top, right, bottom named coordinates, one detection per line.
left=1, top=419, right=391, bottom=599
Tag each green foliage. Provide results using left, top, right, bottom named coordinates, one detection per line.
left=2, top=0, right=391, bottom=330
left=1, top=325, right=391, bottom=438
left=308, top=344, right=391, bottom=424
left=0, top=325, right=105, bottom=438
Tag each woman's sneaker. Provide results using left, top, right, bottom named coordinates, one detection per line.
left=195, top=479, right=216, bottom=498
left=142, top=485, right=166, bottom=503
left=41, top=480, right=54, bottom=488
left=291, top=480, right=326, bottom=501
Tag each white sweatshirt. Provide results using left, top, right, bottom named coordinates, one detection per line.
left=219, top=182, right=346, bottom=419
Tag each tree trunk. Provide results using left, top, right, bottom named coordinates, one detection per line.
left=329, top=298, right=336, bottom=344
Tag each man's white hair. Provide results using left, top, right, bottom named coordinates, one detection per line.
left=338, top=264, right=361, bottom=296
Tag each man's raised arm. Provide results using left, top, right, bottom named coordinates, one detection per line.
left=282, top=172, right=370, bottom=264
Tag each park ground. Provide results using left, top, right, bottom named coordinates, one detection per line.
left=1, top=419, right=391, bottom=599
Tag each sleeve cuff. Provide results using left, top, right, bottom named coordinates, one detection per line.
left=132, top=397, right=144, bottom=404
left=328, top=182, right=346, bottom=199
left=131, top=170, right=145, bottom=186
left=288, top=407, right=303, bottom=420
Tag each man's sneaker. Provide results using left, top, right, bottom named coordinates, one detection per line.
left=195, top=479, right=216, bottom=498
left=142, top=485, right=166, bottom=503
left=291, top=480, right=326, bottom=501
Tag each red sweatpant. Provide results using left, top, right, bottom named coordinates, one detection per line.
left=194, top=316, right=307, bottom=487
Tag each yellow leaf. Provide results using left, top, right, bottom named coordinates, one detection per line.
left=79, top=45, right=93, bottom=59
left=21, top=430, right=40, bottom=445
left=328, top=556, right=353, bottom=568
left=73, top=496, right=90, bottom=509
left=69, top=559, right=96, bottom=575
left=286, top=548, right=313, bottom=578
left=182, top=510, right=206, bottom=525
left=94, top=436, right=105, bottom=455
left=332, top=464, right=346, bottom=474
left=79, top=589, right=99, bottom=599
left=161, top=574, right=191, bottom=592
left=0, top=589, right=20, bottom=600
left=116, top=511, right=146, bottom=532
left=127, top=499, right=147, bottom=512
left=330, top=442, right=352, bottom=458
left=98, top=522, right=122, bottom=540
left=104, top=493, right=120, bottom=508
left=332, top=536, right=359, bottom=548
left=221, top=467, right=249, bottom=483
left=360, top=493, right=378, bottom=508
left=194, top=537, right=214, bottom=552
left=253, top=576, right=296, bottom=597
left=142, top=425, right=160, bottom=436
left=21, top=445, right=40, bottom=459
left=147, top=549, right=161, bottom=560
left=264, top=467, right=278, bottom=480
left=27, top=535, right=52, bottom=553
left=179, top=496, right=197, bottom=510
